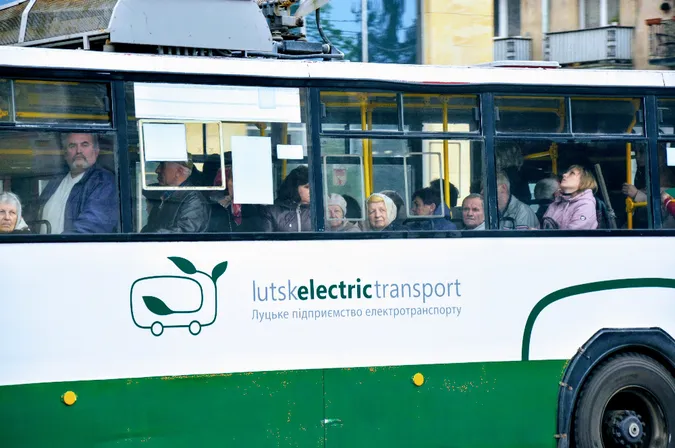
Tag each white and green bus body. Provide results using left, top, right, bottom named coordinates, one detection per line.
left=1, top=46, right=675, bottom=448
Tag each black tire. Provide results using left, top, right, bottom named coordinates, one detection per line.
left=574, top=352, right=675, bottom=448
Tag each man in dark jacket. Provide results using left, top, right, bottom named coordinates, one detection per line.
left=405, top=187, right=457, bottom=231
left=141, top=160, right=211, bottom=233
left=39, top=133, right=118, bottom=234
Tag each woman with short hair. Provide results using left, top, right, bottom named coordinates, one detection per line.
left=0, top=192, right=31, bottom=233
left=542, top=165, right=598, bottom=230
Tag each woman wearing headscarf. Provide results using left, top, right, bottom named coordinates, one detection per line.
left=326, top=193, right=360, bottom=232
left=361, top=192, right=405, bottom=231
left=0, top=192, right=31, bottom=234
left=261, top=165, right=312, bottom=232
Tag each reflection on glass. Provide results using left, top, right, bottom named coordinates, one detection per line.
left=495, top=96, right=566, bottom=133
left=571, top=97, right=643, bottom=135
left=13, top=80, right=111, bottom=126
left=403, top=94, right=479, bottom=132
left=658, top=99, right=675, bottom=135
left=321, top=91, right=398, bottom=130
left=0, top=79, right=10, bottom=123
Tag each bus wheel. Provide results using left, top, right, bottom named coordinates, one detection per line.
left=574, top=353, right=675, bottom=448
left=188, top=321, right=201, bottom=336
left=151, top=321, right=164, bottom=337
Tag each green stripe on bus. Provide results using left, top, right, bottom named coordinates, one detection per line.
left=521, top=278, right=675, bottom=361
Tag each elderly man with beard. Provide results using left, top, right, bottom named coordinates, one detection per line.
left=39, top=133, right=118, bottom=234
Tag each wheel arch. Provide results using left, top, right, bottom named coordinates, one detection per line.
left=556, top=327, right=675, bottom=448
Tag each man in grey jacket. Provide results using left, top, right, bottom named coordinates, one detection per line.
left=495, top=170, right=539, bottom=230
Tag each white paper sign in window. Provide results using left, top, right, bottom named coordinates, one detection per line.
left=277, top=144, right=304, bottom=160
left=142, top=123, right=188, bottom=162
left=133, top=83, right=301, bottom=123
left=231, top=136, right=274, bottom=205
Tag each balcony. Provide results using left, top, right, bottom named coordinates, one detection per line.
left=545, top=26, right=633, bottom=68
left=493, top=37, right=532, bottom=61
left=647, top=18, right=675, bottom=66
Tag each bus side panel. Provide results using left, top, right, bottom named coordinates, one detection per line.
left=323, top=360, right=564, bottom=448
left=0, top=370, right=324, bottom=448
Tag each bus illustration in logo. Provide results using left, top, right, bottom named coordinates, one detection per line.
left=130, top=256, right=228, bottom=336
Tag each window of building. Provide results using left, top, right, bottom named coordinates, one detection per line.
left=494, top=0, right=521, bottom=37
left=580, top=0, right=620, bottom=29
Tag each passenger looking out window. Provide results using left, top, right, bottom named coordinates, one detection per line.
left=429, top=178, right=461, bottom=219
left=39, top=133, right=118, bottom=234
left=461, top=194, right=485, bottom=230
left=362, top=193, right=403, bottom=231
left=406, top=187, right=456, bottom=231
left=541, top=165, right=598, bottom=230
left=261, top=166, right=312, bottom=232
left=141, top=159, right=211, bottom=233
left=326, top=193, right=360, bottom=232
left=207, top=165, right=263, bottom=232
left=492, top=170, right=539, bottom=230
left=534, top=177, right=560, bottom=224
left=497, top=146, right=531, bottom=203
left=0, top=192, right=30, bottom=234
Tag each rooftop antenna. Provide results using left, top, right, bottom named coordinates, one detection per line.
left=258, top=0, right=343, bottom=59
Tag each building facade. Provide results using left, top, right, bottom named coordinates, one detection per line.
left=320, top=0, right=675, bottom=69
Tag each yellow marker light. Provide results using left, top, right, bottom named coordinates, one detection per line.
left=412, top=373, right=425, bottom=387
left=62, top=391, right=77, bottom=406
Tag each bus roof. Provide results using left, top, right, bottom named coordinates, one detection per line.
left=0, top=45, right=671, bottom=89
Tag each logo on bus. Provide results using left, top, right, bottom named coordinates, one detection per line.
left=129, top=257, right=228, bottom=337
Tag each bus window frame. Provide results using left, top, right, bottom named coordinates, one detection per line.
left=137, top=119, right=227, bottom=192
left=0, top=63, right=671, bottom=239
left=0, top=77, right=115, bottom=131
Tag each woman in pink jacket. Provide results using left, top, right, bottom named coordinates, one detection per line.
left=542, top=165, right=598, bottom=230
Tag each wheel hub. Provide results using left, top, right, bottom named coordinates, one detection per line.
left=604, top=410, right=646, bottom=447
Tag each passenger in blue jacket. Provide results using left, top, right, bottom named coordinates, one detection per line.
left=39, top=133, right=118, bottom=234
left=405, top=187, right=457, bottom=231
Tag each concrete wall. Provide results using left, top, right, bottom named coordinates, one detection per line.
left=629, top=0, right=670, bottom=69
left=422, top=0, right=493, bottom=65
left=549, top=0, right=578, bottom=32
left=520, top=0, right=543, bottom=60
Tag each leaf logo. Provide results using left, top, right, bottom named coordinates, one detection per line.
left=130, top=257, right=228, bottom=336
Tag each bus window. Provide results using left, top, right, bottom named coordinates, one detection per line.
left=402, top=93, right=479, bottom=133
left=12, top=80, right=111, bottom=127
left=495, top=96, right=566, bottom=133
left=0, top=130, right=119, bottom=235
left=321, top=136, right=484, bottom=232
left=493, top=140, right=650, bottom=230
left=125, top=82, right=311, bottom=234
left=657, top=98, right=675, bottom=135
left=0, top=79, right=10, bottom=123
left=571, top=97, right=644, bottom=135
left=320, top=91, right=398, bottom=132
left=657, top=143, right=675, bottom=229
